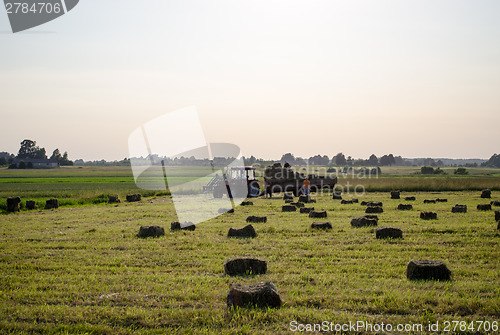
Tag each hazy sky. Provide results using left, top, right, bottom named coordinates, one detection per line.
left=1, top=0, right=499, bottom=161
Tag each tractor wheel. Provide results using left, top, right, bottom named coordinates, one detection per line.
left=248, top=181, right=260, bottom=197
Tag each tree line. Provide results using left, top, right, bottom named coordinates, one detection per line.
left=1, top=139, right=73, bottom=168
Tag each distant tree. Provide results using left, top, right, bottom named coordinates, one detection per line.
left=17, top=139, right=47, bottom=159
left=436, top=160, right=444, bottom=167
left=60, top=151, right=73, bottom=166
left=380, top=154, right=396, bottom=166
left=332, top=153, right=347, bottom=166
left=423, top=158, right=436, bottom=167
left=368, top=154, right=378, bottom=166
left=433, top=167, right=446, bottom=175
left=0, top=157, right=6, bottom=166
left=394, top=156, right=405, bottom=166
left=280, top=153, right=295, bottom=165
left=50, top=149, right=62, bottom=162
left=454, top=167, right=469, bottom=175
left=346, top=156, right=353, bottom=166
left=482, top=154, right=500, bottom=168
left=308, top=154, right=330, bottom=165
left=18, top=161, right=26, bottom=169
left=421, top=166, right=434, bottom=174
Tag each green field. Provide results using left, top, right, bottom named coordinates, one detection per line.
left=0, top=167, right=499, bottom=334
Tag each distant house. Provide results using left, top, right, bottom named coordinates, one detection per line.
left=12, top=158, right=60, bottom=169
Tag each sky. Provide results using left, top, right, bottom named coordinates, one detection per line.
left=0, top=0, right=499, bottom=161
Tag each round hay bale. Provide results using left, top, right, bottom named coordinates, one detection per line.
left=366, top=201, right=383, bottom=207
left=283, top=193, right=294, bottom=200
left=391, top=191, right=400, bottom=199
left=291, top=202, right=305, bottom=208
left=351, top=216, right=378, bottom=227
left=108, top=195, right=120, bottom=204
left=44, top=199, right=59, bottom=210
left=451, top=204, right=467, bottom=213
left=397, top=204, right=413, bottom=210
left=481, top=189, right=492, bottom=198
left=341, top=200, right=354, bottom=204
left=224, top=257, right=267, bottom=276
left=406, top=260, right=451, bottom=281
left=311, top=221, right=332, bottom=229
left=25, top=200, right=37, bottom=210
left=298, top=195, right=310, bottom=203
left=366, top=206, right=383, bottom=214
left=490, top=200, right=500, bottom=207
left=170, top=222, right=196, bottom=231
left=351, top=198, right=359, bottom=203
left=424, top=199, right=436, bottom=204
left=309, top=210, right=327, bottom=218
left=360, top=201, right=369, bottom=206
left=228, top=224, right=257, bottom=238
left=138, top=225, right=165, bottom=238
left=477, top=204, right=492, bottom=211
left=495, top=210, right=500, bottom=221
left=376, top=227, right=403, bottom=239
left=246, top=216, right=267, bottom=223
left=300, top=207, right=314, bottom=214
left=282, top=205, right=296, bottom=212
left=284, top=199, right=293, bottom=204
left=218, top=208, right=234, bottom=214
left=404, top=196, right=416, bottom=201
left=241, top=201, right=253, bottom=206
left=126, top=194, right=142, bottom=202
left=7, top=197, right=21, bottom=212
left=227, top=281, right=281, bottom=309
left=420, top=211, right=438, bottom=220
left=436, top=198, right=448, bottom=203
left=332, top=192, right=343, bottom=200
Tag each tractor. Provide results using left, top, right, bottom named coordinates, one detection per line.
left=204, top=166, right=260, bottom=199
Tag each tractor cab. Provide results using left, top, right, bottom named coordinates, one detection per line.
left=206, top=166, right=260, bottom=198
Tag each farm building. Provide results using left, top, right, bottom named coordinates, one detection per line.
left=12, top=158, right=59, bottom=169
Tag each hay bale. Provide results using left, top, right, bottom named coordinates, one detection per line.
left=227, top=281, right=281, bottom=309
left=284, top=199, right=293, bottom=203
left=291, top=202, right=305, bottom=208
left=228, top=224, right=257, bottom=238
left=309, top=199, right=317, bottom=203
left=7, top=197, right=21, bottom=212
left=405, top=196, right=416, bottom=201
left=241, top=201, right=253, bottom=206
left=341, top=200, right=354, bottom=204
left=44, top=199, right=59, bottom=209
left=397, top=204, right=413, bottom=210
left=108, top=195, right=120, bottom=204
left=495, top=210, right=500, bottom=221
left=424, top=199, right=436, bottom=204
left=300, top=207, right=314, bottom=214
left=218, top=208, right=234, bottom=214
left=224, top=257, right=267, bottom=276
left=391, top=191, right=400, bottom=199
left=481, top=189, right=492, bottom=198
left=420, top=212, right=438, bottom=220
left=360, top=201, right=368, bottom=206
left=298, top=195, right=310, bottom=203
left=282, top=205, right=296, bottom=212
left=436, top=198, right=448, bottom=203
left=490, top=200, right=500, bottom=207
left=351, top=216, right=378, bottom=227
left=170, top=222, right=196, bottom=231
left=332, top=192, right=342, bottom=200
left=406, top=260, right=451, bottom=281
left=365, top=201, right=383, bottom=207
left=309, top=210, right=327, bottom=218
left=352, top=198, right=359, bottom=203
left=451, top=204, right=467, bottom=213
left=366, top=206, right=383, bottom=214
left=25, top=200, right=37, bottom=210
left=376, top=227, right=403, bottom=239
left=138, top=225, right=165, bottom=238
left=246, top=216, right=267, bottom=223
left=126, top=194, right=141, bottom=202
left=477, top=204, right=492, bottom=211
left=311, top=222, right=332, bottom=229
left=283, top=193, right=294, bottom=200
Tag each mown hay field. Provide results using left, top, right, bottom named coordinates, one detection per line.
left=1, top=184, right=499, bottom=334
